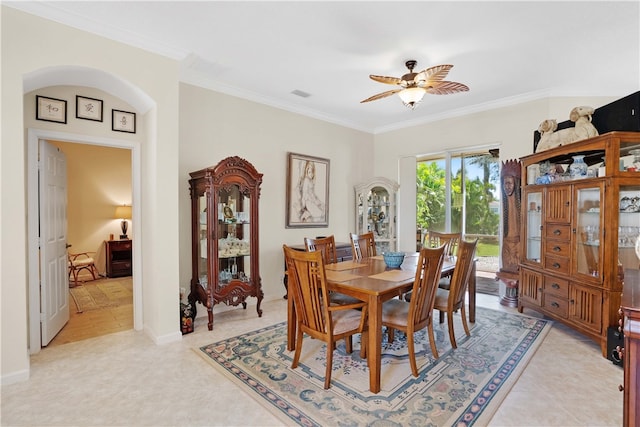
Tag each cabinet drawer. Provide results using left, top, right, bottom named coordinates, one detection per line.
left=109, top=261, right=132, bottom=277
left=110, top=241, right=132, bottom=251
left=543, top=293, right=568, bottom=318
left=543, top=276, right=569, bottom=297
left=544, top=240, right=570, bottom=258
left=544, top=224, right=571, bottom=240
left=544, top=255, right=570, bottom=274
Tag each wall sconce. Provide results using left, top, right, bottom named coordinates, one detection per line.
left=114, top=205, right=132, bottom=239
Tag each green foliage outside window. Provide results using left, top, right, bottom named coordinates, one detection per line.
left=416, top=154, right=499, bottom=238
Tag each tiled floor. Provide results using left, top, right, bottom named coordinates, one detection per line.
left=0, top=286, right=624, bottom=426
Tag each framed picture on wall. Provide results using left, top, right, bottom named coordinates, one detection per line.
left=76, top=95, right=103, bottom=122
left=112, top=109, right=136, bottom=133
left=36, top=95, right=67, bottom=124
left=286, top=152, right=330, bottom=228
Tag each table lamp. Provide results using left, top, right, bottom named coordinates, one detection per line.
left=114, top=205, right=132, bottom=239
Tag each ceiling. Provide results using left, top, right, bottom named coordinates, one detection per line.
left=7, top=1, right=640, bottom=134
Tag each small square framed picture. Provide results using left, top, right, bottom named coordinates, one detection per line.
left=76, top=95, right=103, bottom=122
left=112, top=109, right=136, bottom=133
left=36, top=95, right=67, bottom=124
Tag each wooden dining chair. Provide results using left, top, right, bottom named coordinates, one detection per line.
left=305, top=235, right=360, bottom=306
left=424, top=231, right=462, bottom=288
left=283, top=245, right=368, bottom=389
left=424, top=231, right=461, bottom=257
left=304, top=235, right=338, bottom=264
left=349, top=232, right=377, bottom=260
left=381, top=245, right=446, bottom=376
left=433, top=239, right=478, bottom=349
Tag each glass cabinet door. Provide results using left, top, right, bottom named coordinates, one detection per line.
left=574, top=183, right=603, bottom=279
left=618, top=184, right=640, bottom=273
left=196, top=194, right=208, bottom=290
left=216, top=185, right=251, bottom=290
left=368, top=186, right=391, bottom=251
left=524, top=189, right=542, bottom=264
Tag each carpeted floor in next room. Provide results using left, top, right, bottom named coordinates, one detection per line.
left=1, top=290, right=623, bottom=426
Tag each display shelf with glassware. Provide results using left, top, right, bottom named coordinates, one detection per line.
left=189, top=156, right=263, bottom=330
left=354, top=177, right=399, bottom=254
left=518, top=132, right=640, bottom=357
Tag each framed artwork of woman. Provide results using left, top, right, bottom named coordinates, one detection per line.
left=286, top=152, right=330, bottom=228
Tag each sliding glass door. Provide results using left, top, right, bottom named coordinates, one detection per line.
left=417, top=151, right=500, bottom=270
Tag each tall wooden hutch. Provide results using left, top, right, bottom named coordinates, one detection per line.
left=518, top=132, right=640, bottom=357
left=189, top=156, right=264, bottom=330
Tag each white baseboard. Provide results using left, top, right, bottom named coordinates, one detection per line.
left=1, top=368, right=30, bottom=386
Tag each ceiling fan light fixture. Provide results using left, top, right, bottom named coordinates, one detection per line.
left=398, top=87, right=425, bottom=109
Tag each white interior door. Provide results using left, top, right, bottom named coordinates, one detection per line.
left=39, top=140, right=69, bottom=345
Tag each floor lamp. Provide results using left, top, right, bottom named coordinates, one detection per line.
left=114, top=205, right=132, bottom=239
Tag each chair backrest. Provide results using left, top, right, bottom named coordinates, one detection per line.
left=447, top=239, right=479, bottom=310
left=304, top=235, right=338, bottom=264
left=349, top=232, right=377, bottom=259
left=425, top=231, right=461, bottom=258
left=408, top=245, right=446, bottom=329
left=283, top=245, right=331, bottom=335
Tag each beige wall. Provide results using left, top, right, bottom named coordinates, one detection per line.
left=178, top=83, right=373, bottom=312
left=2, top=6, right=180, bottom=383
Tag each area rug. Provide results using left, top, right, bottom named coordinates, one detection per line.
left=196, top=307, right=551, bottom=426
left=69, top=279, right=133, bottom=312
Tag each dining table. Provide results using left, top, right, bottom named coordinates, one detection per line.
left=286, top=252, right=476, bottom=394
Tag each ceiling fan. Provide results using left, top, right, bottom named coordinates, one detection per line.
left=361, top=60, right=469, bottom=109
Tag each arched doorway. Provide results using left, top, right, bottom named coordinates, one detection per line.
left=24, top=66, right=153, bottom=353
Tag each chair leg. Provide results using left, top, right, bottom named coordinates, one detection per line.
left=407, top=331, right=418, bottom=377
left=69, top=268, right=80, bottom=287
left=427, top=322, right=439, bottom=359
left=447, top=311, right=457, bottom=349
left=460, top=305, right=471, bottom=337
left=324, top=341, right=333, bottom=389
left=359, top=332, right=367, bottom=359
left=345, top=336, right=353, bottom=354
left=88, top=263, right=98, bottom=280
left=292, top=326, right=304, bottom=368
left=388, top=327, right=395, bottom=343
left=439, top=310, right=445, bottom=324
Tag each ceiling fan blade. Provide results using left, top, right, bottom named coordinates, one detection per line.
left=369, top=74, right=402, bottom=85
left=415, top=64, right=453, bottom=84
left=360, top=89, right=401, bottom=103
left=425, top=81, right=470, bottom=95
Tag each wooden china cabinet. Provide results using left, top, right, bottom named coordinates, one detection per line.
left=518, top=132, right=640, bottom=357
left=189, top=156, right=264, bottom=330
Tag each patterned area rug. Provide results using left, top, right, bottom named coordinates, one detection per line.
left=196, top=307, right=551, bottom=426
left=69, top=279, right=133, bottom=312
